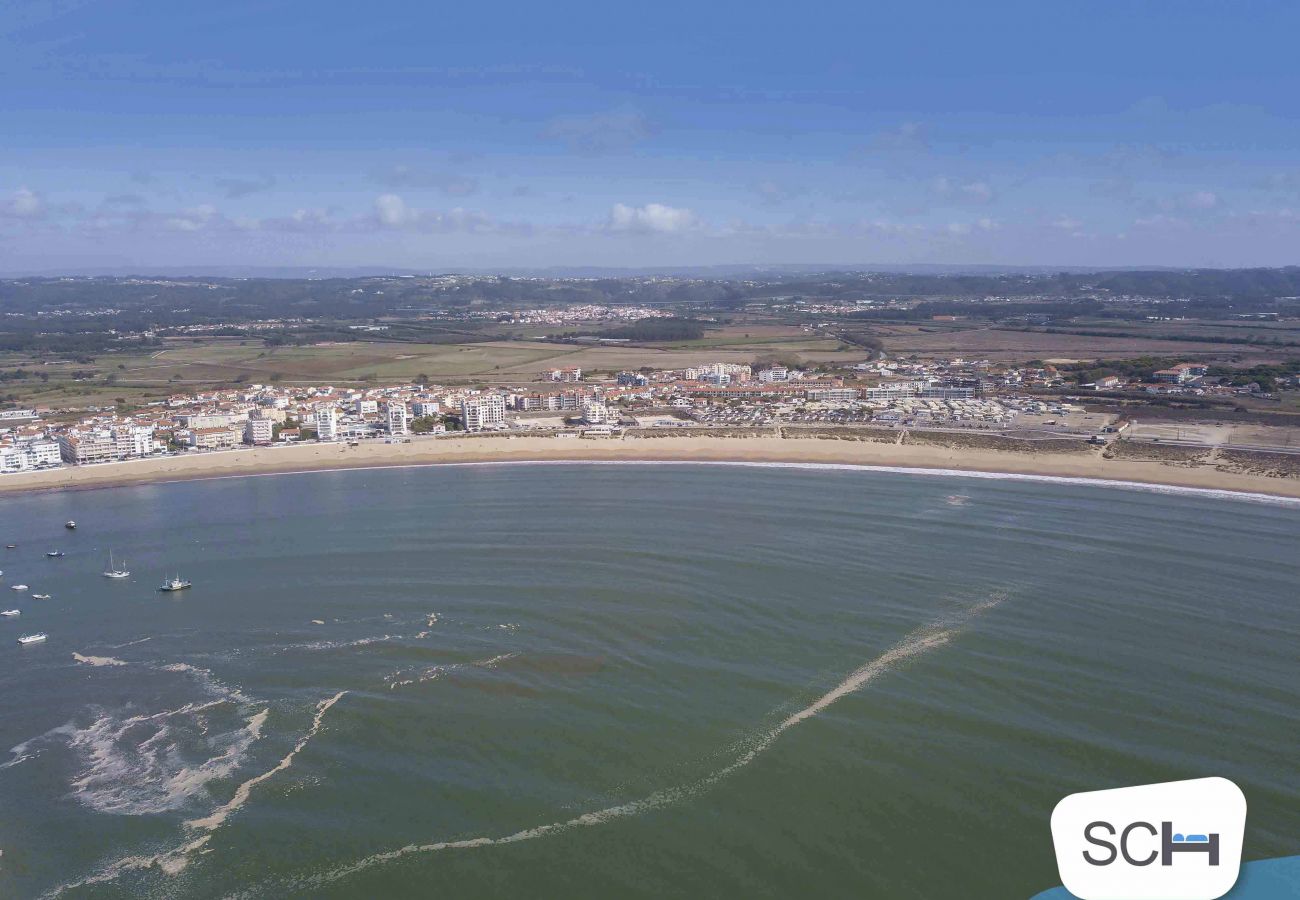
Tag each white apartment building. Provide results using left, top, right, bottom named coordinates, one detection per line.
left=189, top=427, right=241, bottom=450
left=0, top=440, right=61, bottom=472
left=383, top=400, right=409, bottom=436
left=411, top=399, right=441, bottom=417
left=582, top=400, right=608, bottom=424
left=461, top=394, right=506, bottom=431
left=315, top=405, right=340, bottom=441
left=244, top=417, right=275, bottom=445
left=805, top=388, right=862, bottom=402
left=57, top=426, right=154, bottom=464
left=758, top=366, right=789, bottom=383
left=544, top=367, right=583, bottom=383
left=354, top=398, right=379, bottom=415
left=182, top=413, right=234, bottom=430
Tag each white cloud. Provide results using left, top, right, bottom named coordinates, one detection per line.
left=606, top=203, right=697, bottom=234
left=6, top=186, right=45, bottom=219
left=375, top=193, right=415, bottom=228
left=1183, top=190, right=1219, bottom=210
left=163, top=204, right=219, bottom=232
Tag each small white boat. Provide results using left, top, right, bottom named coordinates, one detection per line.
left=159, top=576, right=192, bottom=593
left=65, top=521, right=77, bottom=530
left=1, top=610, right=19, bottom=617
left=31, top=594, right=51, bottom=600
left=10, top=584, right=28, bottom=591
left=18, top=633, right=47, bottom=645
left=46, top=550, right=65, bottom=558
left=103, top=551, right=130, bottom=579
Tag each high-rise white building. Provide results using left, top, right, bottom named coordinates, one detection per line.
left=461, top=395, right=506, bottom=431
left=244, top=417, right=275, bottom=445
left=315, top=404, right=340, bottom=441
left=582, top=400, right=608, bottom=424
left=383, top=400, right=409, bottom=436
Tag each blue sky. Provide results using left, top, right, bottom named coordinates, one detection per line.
left=3, top=0, right=1299, bottom=271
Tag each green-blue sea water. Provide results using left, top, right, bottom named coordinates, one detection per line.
left=0, top=463, right=1296, bottom=898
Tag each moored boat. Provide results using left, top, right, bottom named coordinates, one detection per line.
left=1, top=609, right=20, bottom=617
left=65, top=521, right=77, bottom=530
left=159, top=576, right=192, bottom=592
left=10, top=584, right=28, bottom=591
left=46, top=550, right=65, bottom=558
left=31, top=594, right=51, bottom=600
left=18, top=633, right=47, bottom=645
left=103, top=551, right=130, bottom=578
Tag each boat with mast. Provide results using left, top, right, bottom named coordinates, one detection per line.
left=103, top=551, right=130, bottom=579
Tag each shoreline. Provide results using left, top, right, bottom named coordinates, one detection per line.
left=4, top=433, right=1300, bottom=502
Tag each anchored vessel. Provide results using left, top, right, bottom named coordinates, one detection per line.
left=46, top=550, right=65, bottom=558
left=1, top=609, right=20, bottom=617
left=103, top=551, right=130, bottom=579
left=65, top=521, right=76, bottom=530
left=18, top=633, right=47, bottom=645
left=159, top=575, right=192, bottom=592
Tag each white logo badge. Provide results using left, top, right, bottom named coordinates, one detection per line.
left=1050, top=777, right=1247, bottom=900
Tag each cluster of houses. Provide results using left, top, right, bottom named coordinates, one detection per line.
left=4, top=353, right=1294, bottom=475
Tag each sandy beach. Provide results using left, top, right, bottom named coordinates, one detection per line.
left=3, top=431, right=1299, bottom=500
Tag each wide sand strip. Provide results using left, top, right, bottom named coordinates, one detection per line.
left=4, top=432, right=1300, bottom=500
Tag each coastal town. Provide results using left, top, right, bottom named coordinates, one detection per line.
left=3, top=352, right=1295, bottom=477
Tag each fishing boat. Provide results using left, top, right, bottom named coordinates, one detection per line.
left=18, top=633, right=47, bottom=645
left=10, top=584, right=28, bottom=591
left=159, top=575, right=192, bottom=592
left=5, top=544, right=15, bottom=549
left=65, top=521, right=77, bottom=530
left=103, top=551, right=130, bottom=579
left=1, top=610, right=20, bottom=617
left=46, top=550, right=65, bottom=558
left=31, top=594, right=51, bottom=600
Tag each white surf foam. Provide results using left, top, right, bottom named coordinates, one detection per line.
left=72, top=653, right=128, bottom=667
left=43, top=691, right=348, bottom=896
left=278, top=634, right=405, bottom=653
left=105, top=637, right=153, bottom=649
left=385, top=652, right=520, bottom=691
left=67, top=705, right=269, bottom=816
left=308, top=594, right=1003, bottom=888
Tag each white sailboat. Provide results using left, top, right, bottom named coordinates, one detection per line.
left=103, top=551, right=130, bottom=579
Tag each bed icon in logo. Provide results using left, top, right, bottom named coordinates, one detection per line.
left=1050, top=777, right=1247, bottom=899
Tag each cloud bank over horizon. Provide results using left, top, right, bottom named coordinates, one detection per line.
left=2, top=0, right=1299, bottom=272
